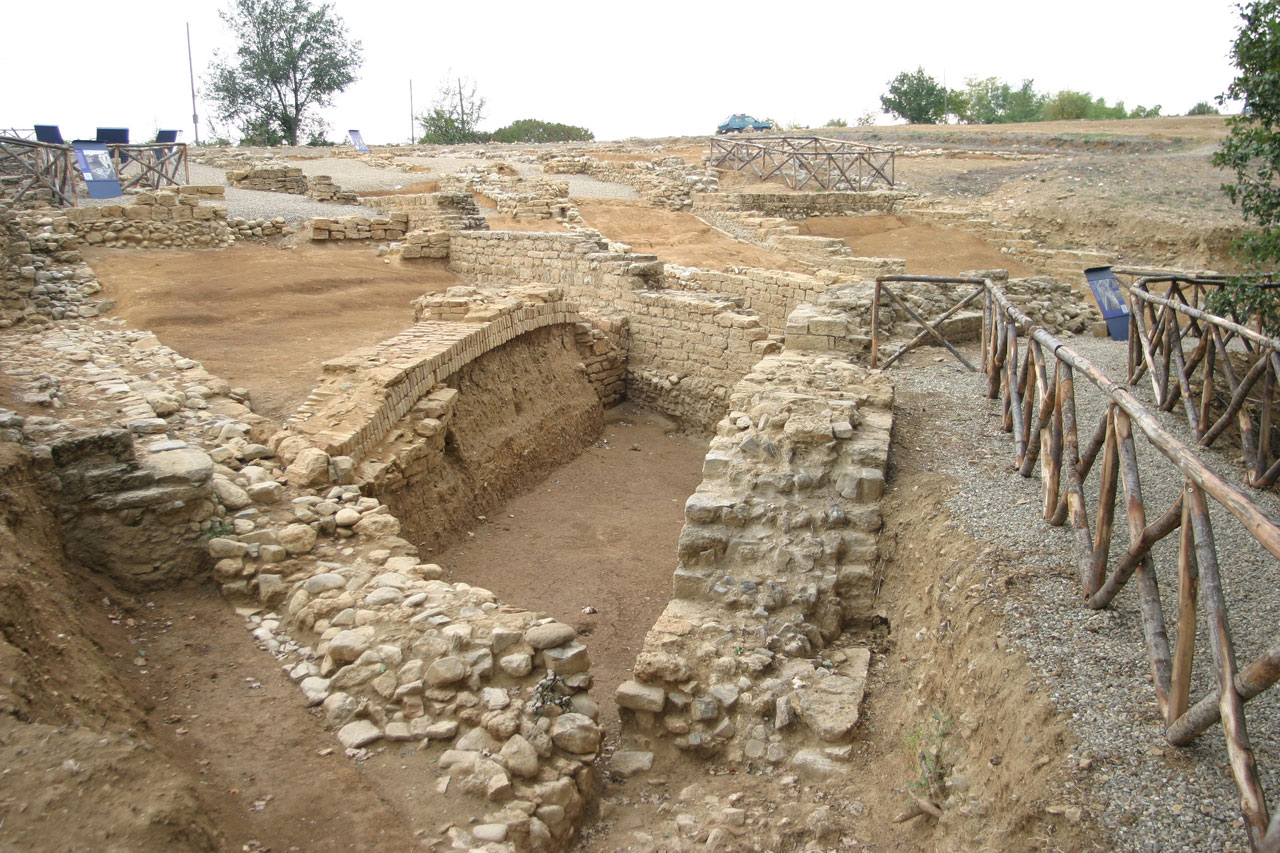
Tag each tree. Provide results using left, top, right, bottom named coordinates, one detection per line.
left=880, top=68, right=948, bottom=124
left=206, top=0, right=362, bottom=146
left=418, top=76, right=487, bottom=144
left=490, top=119, right=594, bottom=143
left=1188, top=101, right=1221, bottom=115
left=1208, top=0, right=1280, bottom=329
left=1041, top=90, right=1095, bottom=120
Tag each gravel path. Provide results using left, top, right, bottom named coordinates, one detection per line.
left=396, top=155, right=639, bottom=200
left=894, top=330, right=1279, bottom=850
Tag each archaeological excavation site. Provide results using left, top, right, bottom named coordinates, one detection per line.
left=2, top=119, right=1280, bottom=852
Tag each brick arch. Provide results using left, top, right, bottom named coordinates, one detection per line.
left=287, top=299, right=599, bottom=462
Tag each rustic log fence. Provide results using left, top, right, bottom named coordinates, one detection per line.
left=0, top=136, right=77, bottom=207
left=107, top=142, right=189, bottom=191
left=876, top=273, right=1279, bottom=850
left=1126, top=274, right=1280, bottom=488
left=707, top=135, right=894, bottom=191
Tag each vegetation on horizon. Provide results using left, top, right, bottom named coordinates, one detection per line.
left=205, top=0, right=362, bottom=146
left=878, top=69, right=1219, bottom=126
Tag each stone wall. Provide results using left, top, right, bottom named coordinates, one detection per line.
left=665, top=264, right=835, bottom=333
left=287, top=293, right=620, bottom=460
left=693, top=190, right=906, bottom=220
left=2, top=204, right=113, bottom=326
left=539, top=152, right=718, bottom=210
left=1, top=314, right=606, bottom=850
left=439, top=168, right=577, bottom=221
left=615, top=351, right=893, bottom=767
left=309, top=213, right=408, bottom=241
left=446, top=231, right=773, bottom=431
left=227, top=165, right=309, bottom=194
left=367, top=192, right=488, bottom=232
left=17, top=190, right=235, bottom=249
left=306, top=175, right=359, bottom=204
left=623, top=290, right=774, bottom=430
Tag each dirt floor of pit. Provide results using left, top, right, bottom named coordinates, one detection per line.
left=88, top=242, right=460, bottom=420
left=575, top=201, right=807, bottom=272
left=432, top=403, right=708, bottom=736
left=797, top=214, right=1037, bottom=277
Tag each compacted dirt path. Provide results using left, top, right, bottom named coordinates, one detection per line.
left=89, top=242, right=459, bottom=419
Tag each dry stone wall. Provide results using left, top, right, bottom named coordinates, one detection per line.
left=616, top=352, right=893, bottom=770
left=309, top=213, right=408, bottom=242
left=369, top=191, right=488, bottom=232
left=439, top=168, right=577, bottom=221
left=694, top=190, right=906, bottom=220
left=446, top=231, right=775, bottom=431
left=539, top=152, right=718, bottom=210
left=227, top=165, right=309, bottom=194
left=17, top=190, right=235, bottom=250
left=1, top=203, right=112, bottom=326
left=1, top=314, right=607, bottom=852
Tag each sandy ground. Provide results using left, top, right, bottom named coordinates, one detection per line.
left=576, top=201, right=806, bottom=271
left=88, top=242, right=459, bottom=419
left=798, top=214, right=1038, bottom=276
left=435, top=404, right=707, bottom=735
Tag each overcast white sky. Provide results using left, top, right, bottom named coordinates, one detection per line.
left=3, top=0, right=1246, bottom=144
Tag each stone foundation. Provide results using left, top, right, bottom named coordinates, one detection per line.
left=694, top=190, right=907, bottom=219
left=616, top=352, right=893, bottom=767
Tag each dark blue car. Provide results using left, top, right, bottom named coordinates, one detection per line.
left=717, top=114, right=773, bottom=134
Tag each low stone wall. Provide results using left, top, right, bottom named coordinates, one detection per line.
left=666, top=264, right=835, bottom=333
left=306, top=175, right=359, bottom=204
left=1, top=204, right=111, bottom=326
left=400, top=229, right=450, bottom=259
left=439, top=169, right=576, bottom=221
left=370, top=192, right=488, bottom=232
left=18, top=192, right=235, bottom=249
left=227, top=165, right=308, bottom=194
left=693, top=190, right=906, bottom=220
left=228, top=215, right=292, bottom=240
left=624, top=289, right=773, bottom=430
left=1, top=314, right=607, bottom=851
left=616, top=351, right=893, bottom=767
left=446, top=231, right=774, bottom=431
left=309, top=213, right=408, bottom=242
left=539, top=153, right=718, bottom=210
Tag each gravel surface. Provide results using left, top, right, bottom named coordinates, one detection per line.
left=396, top=155, right=639, bottom=200
left=894, top=331, right=1279, bottom=850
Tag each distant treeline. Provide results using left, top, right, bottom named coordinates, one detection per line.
left=419, top=116, right=594, bottom=145
left=880, top=69, right=1221, bottom=125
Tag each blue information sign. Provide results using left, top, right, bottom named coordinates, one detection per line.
left=348, top=129, right=369, bottom=154
left=72, top=142, right=122, bottom=199
left=1084, top=266, right=1130, bottom=341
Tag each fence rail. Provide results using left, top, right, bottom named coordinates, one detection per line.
left=878, top=273, right=1279, bottom=850
left=107, top=142, right=189, bottom=191
left=1127, top=274, right=1280, bottom=488
left=707, top=135, right=894, bottom=191
left=0, top=136, right=77, bottom=206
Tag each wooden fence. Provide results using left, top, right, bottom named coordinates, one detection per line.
left=1127, top=274, right=1280, bottom=488
left=876, top=273, right=1279, bottom=851
left=0, top=136, right=77, bottom=206
left=707, top=135, right=894, bottom=191
left=107, top=142, right=189, bottom=191
left=0, top=138, right=189, bottom=208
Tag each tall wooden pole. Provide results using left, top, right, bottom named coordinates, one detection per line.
left=187, top=23, right=200, bottom=144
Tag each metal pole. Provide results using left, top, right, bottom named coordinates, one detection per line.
left=187, top=23, right=200, bottom=144
left=409, top=79, right=414, bottom=144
